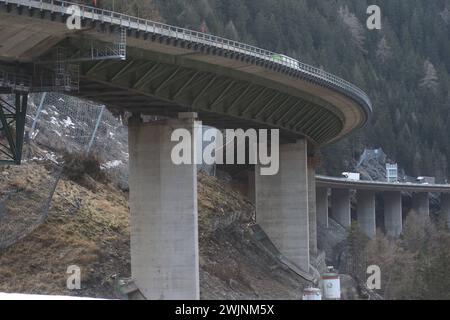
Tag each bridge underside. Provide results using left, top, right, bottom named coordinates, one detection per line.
left=75, top=58, right=342, bottom=145
left=0, top=2, right=371, bottom=147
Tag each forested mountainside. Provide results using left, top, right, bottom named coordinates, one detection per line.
left=85, top=0, right=450, bottom=180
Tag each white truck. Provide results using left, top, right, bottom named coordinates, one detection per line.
left=271, top=54, right=300, bottom=69
left=342, top=172, right=360, bottom=181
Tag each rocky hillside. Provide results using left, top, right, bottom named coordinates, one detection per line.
left=0, top=90, right=318, bottom=299
left=0, top=148, right=312, bottom=299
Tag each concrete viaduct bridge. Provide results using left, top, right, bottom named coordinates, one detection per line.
left=0, top=0, right=385, bottom=299
left=315, top=176, right=450, bottom=239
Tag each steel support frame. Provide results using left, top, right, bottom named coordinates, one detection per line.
left=0, top=92, right=28, bottom=165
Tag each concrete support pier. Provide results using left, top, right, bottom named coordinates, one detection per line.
left=307, top=165, right=317, bottom=256
left=383, top=192, right=402, bottom=238
left=316, top=188, right=329, bottom=227
left=128, top=114, right=199, bottom=300
left=247, top=169, right=255, bottom=204
left=441, top=194, right=450, bottom=229
left=356, top=191, right=376, bottom=238
left=256, top=140, right=310, bottom=272
left=412, top=192, right=430, bottom=218
left=331, top=189, right=351, bottom=228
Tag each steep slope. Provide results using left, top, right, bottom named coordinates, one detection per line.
left=0, top=161, right=310, bottom=299
left=0, top=161, right=130, bottom=298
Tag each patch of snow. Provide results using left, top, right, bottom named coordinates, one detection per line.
left=101, top=160, right=123, bottom=169
left=62, top=116, right=75, bottom=128
left=50, top=116, right=59, bottom=126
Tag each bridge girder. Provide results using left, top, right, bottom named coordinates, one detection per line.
left=70, top=56, right=343, bottom=145
left=0, top=1, right=371, bottom=147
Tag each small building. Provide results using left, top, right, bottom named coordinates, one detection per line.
left=386, top=163, right=398, bottom=183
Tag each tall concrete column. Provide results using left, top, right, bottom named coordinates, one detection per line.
left=256, top=140, right=310, bottom=272
left=412, top=192, right=429, bottom=218
left=316, top=188, right=329, bottom=227
left=247, top=169, right=255, bottom=204
left=383, top=192, right=402, bottom=238
left=307, top=164, right=317, bottom=256
left=331, top=189, right=351, bottom=228
left=356, top=191, right=376, bottom=238
left=441, top=193, right=450, bottom=229
left=128, top=114, right=199, bottom=300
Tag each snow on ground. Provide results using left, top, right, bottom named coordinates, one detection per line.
left=50, top=116, right=59, bottom=126
left=101, top=160, right=124, bottom=170
left=62, top=116, right=76, bottom=128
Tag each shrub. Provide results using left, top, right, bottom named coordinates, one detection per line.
left=62, top=152, right=107, bottom=185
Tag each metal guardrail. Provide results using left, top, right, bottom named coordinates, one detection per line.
left=1, top=0, right=372, bottom=114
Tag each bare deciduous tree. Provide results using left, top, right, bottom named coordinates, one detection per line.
left=338, top=6, right=367, bottom=53
left=376, top=36, right=392, bottom=64
left=420, top=60, right=439, bottom=91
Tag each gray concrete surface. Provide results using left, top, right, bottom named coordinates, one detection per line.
left=255, top=140, right=310, bottom=272
left=383, top=192, right=402, bottom=238
left=308, top=166, right=317, bottom=256
left=247, top=170, right=255, bottom=204
left=316, top=187, right=329, bottom=227
left=128, top=114, right=200, bottom=300
left=356, top=190, right=376, bottom=238
left=331, top=189, right=351, bottom=228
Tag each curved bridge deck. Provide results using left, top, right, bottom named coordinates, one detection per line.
left=0, top=0, right=372, bottom=145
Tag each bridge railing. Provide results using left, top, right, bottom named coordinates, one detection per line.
left=2, top=0, right=372, bottom=112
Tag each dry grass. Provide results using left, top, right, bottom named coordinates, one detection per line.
left=0, top=163, right=130, bottom=298
left=0, top=167, right=309, bottom=299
